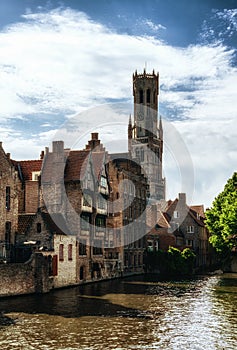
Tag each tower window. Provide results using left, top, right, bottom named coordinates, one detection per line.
left=139, top=90, right=143, bottom=103
left=147, top=89, right=150, bottom=103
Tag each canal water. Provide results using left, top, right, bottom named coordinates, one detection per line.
left=0, top=274, right=237, bottom=350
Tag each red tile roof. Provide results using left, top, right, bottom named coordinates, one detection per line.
left=15, top=160, right=42, bottom=181
left=190, top=205, right=205, bottom=218
left=64, top=150, right=90, bottom=182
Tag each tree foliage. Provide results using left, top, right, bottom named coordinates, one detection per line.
left=205, top=172, right=237, bottom=255
left=145, top=247, right=195, bottom=277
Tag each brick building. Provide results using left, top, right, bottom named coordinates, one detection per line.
left=166, top=193, right=211, bottom=269
left=0, top=143, right=20, bottom=262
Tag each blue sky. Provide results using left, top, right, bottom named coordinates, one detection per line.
left=0, top=0, right=237, bottom=207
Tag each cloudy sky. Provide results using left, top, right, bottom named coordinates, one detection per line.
left=0, top=0, right=236, bottom=208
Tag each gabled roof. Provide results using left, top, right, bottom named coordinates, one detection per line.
left=64, top=150, right=90, bottom=182
left=18, top=214, right=36, bottom=234
left=14, top=160, right=42, bottom=181
left=91, top=151, right=106, bottom=181
left=157, top=211, right=170, bottom=228
left=41, top=212, right=69, bottom=235
left=190, top=205, right=205, bottom=218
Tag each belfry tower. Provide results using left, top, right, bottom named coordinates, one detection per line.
left=128, top=69, right=165, bottom=201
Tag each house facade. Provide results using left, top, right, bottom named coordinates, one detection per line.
left=0, top=143, right=21, bottom=262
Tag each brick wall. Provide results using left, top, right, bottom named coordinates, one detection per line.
left=25, top=181, right=39, bottom=213
left=0, top=253, right=51, bottom=297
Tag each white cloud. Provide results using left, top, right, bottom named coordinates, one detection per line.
left=0, top=7, right=236, bottom=207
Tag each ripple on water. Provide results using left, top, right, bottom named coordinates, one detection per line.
left=0, top=275, right=236, bottom=350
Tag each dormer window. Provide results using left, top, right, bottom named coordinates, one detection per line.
left=32, top=171, right=40, bottom=181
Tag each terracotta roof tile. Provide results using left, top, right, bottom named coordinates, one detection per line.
left=190, top=205, right=205, bottom=218
left=64, top=150, right=90, bottom=182
left=15, top=160, right=42, bottom=181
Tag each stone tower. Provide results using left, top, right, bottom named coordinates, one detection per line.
left=128, top=69, right=165, bottom=201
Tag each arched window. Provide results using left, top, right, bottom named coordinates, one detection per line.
left=147, top=89, right=150, bottom=103
left=139, top=90, right=143, bottom=103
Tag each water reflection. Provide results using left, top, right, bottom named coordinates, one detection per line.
left=0, top=274, right=237, bottom=349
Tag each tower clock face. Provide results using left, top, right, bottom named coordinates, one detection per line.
left=137, top=111, right=144, bottom=121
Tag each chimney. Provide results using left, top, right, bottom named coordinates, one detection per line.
left=178, top=193, right=186, bottom=205
left=6, top=153, right=10, bottom=159
left=52, top=141, right=64, bottom=154
left=40, top=150, right=44, bottom=160
left=91, top=132, right=98, bottom=140
left=86, top=133, right=101, bottom=150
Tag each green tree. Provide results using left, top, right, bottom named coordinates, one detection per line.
left=205, top=172, right=237, bottom=255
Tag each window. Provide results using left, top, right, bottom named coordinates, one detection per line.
left=187, top=226, right=194, bottom=233
left=135, top=148, right=140, bottom=160
left=186, top=239, right=193, bottom=247
left=139, top=90, right=143, bottom=103
left=81, top=215, right=90, bottom=230
left=79, top=239, right=87, bottom=256
left=37, top=223, right=41, bottom=233
left=100, top=176, right=107, bottom=188
left=82, top=193, right=92, bottom=207
left=147, top=89, right=150, bottom=103
left=5, top=221, right=11, bottom=249
left=98, top=195, right=107, bottom=210
left=6, top=186, right=10, bottom=210
left=32, top=171, right=40, bottom=181
left=174, top=211, right=179, bottom=218
left=68, top=244, right=73, bottom=260
left=140, top=148, right=144, bottom=162
left=59, top=244, right=64, bottom=261
left=93, top=240, right=103, bottom=255
left=96, top=216, right=105, bottom=227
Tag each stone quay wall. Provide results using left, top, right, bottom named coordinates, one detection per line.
left=0, top=253, right=51, bottom=298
